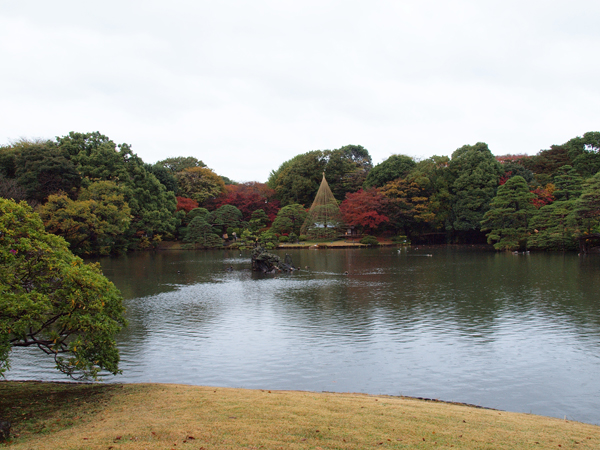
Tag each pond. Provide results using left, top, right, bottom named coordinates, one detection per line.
left=7, top=247, right=600, bottom=425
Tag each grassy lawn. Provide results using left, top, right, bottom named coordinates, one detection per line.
left=1, top=381, right=599, bottom=449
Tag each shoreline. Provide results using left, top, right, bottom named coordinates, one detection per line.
left=2, top=381, right=600, bottom=449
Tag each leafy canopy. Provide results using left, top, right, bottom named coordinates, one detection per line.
left=271, top=204, right=308, bottom=236
left=0, top=198, right=127, bottom=379
left=363, top=154, right=416, bottom=188
left=448, top=142, right=503, bottom=235
left=176, top=167, right=226, bottom=205
left=268, top=145, right=372, bottom=206
left=340, top=188, right=389, bottom=234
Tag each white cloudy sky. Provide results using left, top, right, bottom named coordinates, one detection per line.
left=1, top=1, right=599, bottom=182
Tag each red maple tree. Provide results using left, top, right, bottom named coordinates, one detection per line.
left=531, top=186, right=554, bottom=209
left=340, top=188, right=389, bottom=234
left=207, top=182, right=280, bottom=222
left=176, top=196, right=199, bottom=212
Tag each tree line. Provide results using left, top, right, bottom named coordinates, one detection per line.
left=1, top=130, right=600, bottom=254
left=2, top=130, right=600, bottom=380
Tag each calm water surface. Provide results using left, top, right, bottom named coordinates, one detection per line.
left=8, top=247, right=600, bottom=424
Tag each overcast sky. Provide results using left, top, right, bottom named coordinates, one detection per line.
left=1, top=1, right=599, bottom=182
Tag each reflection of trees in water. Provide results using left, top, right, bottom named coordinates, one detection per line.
left=265, top=248, right=600, bottom=345
left=392, top=249, right=600, bottom=344
left=100, top=248, right=600, bottom=357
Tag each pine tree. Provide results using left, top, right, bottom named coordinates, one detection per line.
left=481, top=176, right=536, bottom=250
left=573, top=171, right=600, bottom=252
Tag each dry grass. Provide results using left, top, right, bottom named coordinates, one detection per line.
left=2, top=381, right=600, bottom=449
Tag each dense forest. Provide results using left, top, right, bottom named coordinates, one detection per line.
left=1, top=130, right=600, bottom=254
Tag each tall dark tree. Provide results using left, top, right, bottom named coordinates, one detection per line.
left=573, top=171, right=600, bottom=237
left=56, top=132, right=133, bottom=182
left=145, top=163, right=178, bottom=193
left=268, top=145, right=372, bottom=206
left=553, top=165, right=583, bottom=201
left=268, top=151, right=324, bottom=206
left=184, top=216, right=221, bottom=248
left=563, top=132, right=600, bottom=179
left=481, top=176, right=536, bottom=250
left=447, top=142, right=503, bottom=241
left=528, top=200, right=578, bottom=251
left=155, top=156, right=206, bottom=173
left=56, top=132, right=178, bottom=245
left=14, top=141, right=81, bottom=203
left=363, top=154, right=416, bottom=188
left=518, top=146, right=572, bottom=185
left=327, top=145, right=373, bottom=197
left=0, top=145, right=18, bottom=179
left=500, top=161, right=534, bottom=184
left=270, top=204, right=308, bottom=236
left=209, top=204, right=243, bottom=234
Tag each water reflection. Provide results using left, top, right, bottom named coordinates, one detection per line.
left=7, top=247, right=600, bottom=425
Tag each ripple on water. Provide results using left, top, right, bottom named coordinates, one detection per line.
left=6, top=249, right=600, bottom=425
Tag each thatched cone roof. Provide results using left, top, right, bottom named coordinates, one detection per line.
left=300, top=173, right=345, bottom=239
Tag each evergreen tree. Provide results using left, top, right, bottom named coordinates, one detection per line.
left=528, top=200, right=578, bottom=251
left=268, top=145, right=372, bottom=206
left=1, top=198, right=126, bottom=379
left=481, top=176, right=536, bottom=250
left=209, top=204, right=243, bottom=234
left=563, top=132, right=600, bottom=179
left=271, top=204, right=308, bottom=236
left=363, top=154, right=416, bottom=188
left=38, top=181, right=132, bottom=255
left=249, top=209, right=269, bottom=232
left=185, top=216, right=222, bottom=248
left=553, top=165, right=583, bottom=201
left=573, top=171, right=600, bottom=237
left=448, top=142, right=504, bottom=240
left=14, top=141, right=81, bottom=203
left=56, top=132, right=178, bottom=247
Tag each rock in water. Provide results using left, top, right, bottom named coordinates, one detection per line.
left=251, top=245, right=296, bottom=273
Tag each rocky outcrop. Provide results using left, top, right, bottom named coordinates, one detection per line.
left=251, top=245, right=296, bottom=273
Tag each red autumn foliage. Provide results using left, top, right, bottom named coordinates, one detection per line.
left=340, top=188, right=389, bottom=233
left=499, top=171, right=513, bottom=186
left=207, top=182, right=281, bottom=222
left=531, top=187, right=554, bottom=209
left=176, top=196, right=199, bottom=212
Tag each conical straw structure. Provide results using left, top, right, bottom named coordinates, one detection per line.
left=300, top=173, right=345, bottom=239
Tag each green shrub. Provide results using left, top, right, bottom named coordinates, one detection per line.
left=203, top=233, right=223, bottom=248
left=299, top=234, right=308, bottom=242
left=258, top=230, right=279, bottom=247
left=279, top=236, right=289, bottom=243
left=360, top=235, right=379, bottom=246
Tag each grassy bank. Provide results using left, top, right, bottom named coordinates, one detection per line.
left=2, top=382, right=599, bottom=449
